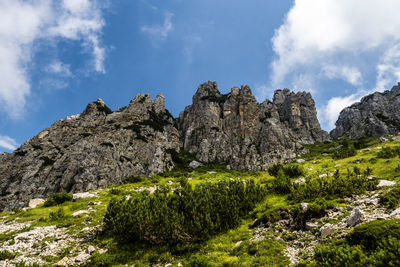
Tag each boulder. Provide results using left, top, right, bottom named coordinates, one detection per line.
left=320, top=223, right=336, bottom=237
left=377, top=180, right=396, bottom=188
left=347, top=208, right=364, bottom=227
left=390, top=207, right=400, bottom=219
left=28, top=198, right=45, bottom=208
left=188, top=160, right=203, bottom=169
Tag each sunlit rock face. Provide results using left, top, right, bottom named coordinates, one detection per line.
left=178, top=81, right=329, bottom=171
left=331, top=83, right=400, bottom=139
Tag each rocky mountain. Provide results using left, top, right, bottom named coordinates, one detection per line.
left=331, top=83, right=400, bottom=139
left=0, top=94, right=179, bottom=210
left=178, top=81, right=329, bottom=171
left=0, top=81, right=328, bottom=210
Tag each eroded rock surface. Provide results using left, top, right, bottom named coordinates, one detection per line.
left=0, top=94, right=179, bottom=210
left=331, top=83, right=400, bottom=139
left=178, top=81, right=329, bottom=171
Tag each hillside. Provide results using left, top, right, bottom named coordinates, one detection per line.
left=0, top=81, right=328, bottom=211
left=1, top=134, right=400, bottom=266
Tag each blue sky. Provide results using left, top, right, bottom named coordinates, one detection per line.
left=1, top=0, right=400, bottom=152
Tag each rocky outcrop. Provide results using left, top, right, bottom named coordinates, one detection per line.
left=0, top=81, right=328, bottom=210
left=331, top=83, right=400, bottom=139
left=178, top=81, right=329, bottom=171
left=0, top=94, right=179, bottom=210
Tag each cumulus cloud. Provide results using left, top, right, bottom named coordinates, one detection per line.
left=141, top=11, right=174, bottom=41
left=0, top=135, right=18, bottom=151
left=0, top=0, right=107, bottom=119
left=270, top=0, right=400, bottom=129
left=321, top=92, right=366, bottom=129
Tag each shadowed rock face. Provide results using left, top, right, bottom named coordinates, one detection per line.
left=0, top=81, right=328, bottom=210
left=331, top=83, right=400, bottom=139
left=178, top=81, right=329, bottom=171
left=0, top=94, right=179, bottom=210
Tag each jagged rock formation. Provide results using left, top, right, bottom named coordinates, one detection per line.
left=0, top=94, right=179, bottom=210
left=0, top=81, right=328, bottom=210
left=331, top=83, right=400, bottom=139
left=178, top=81, right=329, bottom=171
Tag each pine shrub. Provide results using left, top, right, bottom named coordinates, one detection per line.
left=43, top=192, right=73, bottom=207
left=104, top=179, right=266, bottom=245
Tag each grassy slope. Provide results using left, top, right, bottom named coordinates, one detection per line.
left=1, top=136, right=400, bottom=266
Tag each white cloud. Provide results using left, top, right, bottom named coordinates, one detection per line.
left=46, top=61, right=72, bottom=77
left=269, top=0, right=400, bottom=130
left=141, top=11, right=174, bottom=41
left=322, top=65, right=362, bottom=86
left=0, top=135, right=18, bottom=151
left=0, top=0, right=107, bottom=119
left=321, top=92, right=365, bottom=130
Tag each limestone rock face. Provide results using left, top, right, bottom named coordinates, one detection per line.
left=0, top=94, right=179, bottom=210
left=331, top=83, right=400, bottom=139
left=178, top=81, right=329, bottom=171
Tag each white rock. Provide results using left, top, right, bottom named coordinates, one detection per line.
left=72, top=210, right=90, bottom=217
left=392, top=136, right=400, bottom=141
left=380, top=137, right=388, bottom=143
left=75, top=253, right=90, bottom=262
left=347, top=208, right=363, bottom=227
left=361, top=149, right=371, bottom=153
left=320, top=223, right=336, bottom=237
left=293, top=177, right=305, bottom=184
left=300, top=203, right=308, bottom=211
left=57, top=257, right=72, bottom=266
left=207, top=171, right=217, bottom=174
left=305, top=222, right=318, bottom=230
left=73, top=192, right=97, bottom=201
left=188, top=160, right=203, bottom=169
left=377, top=180, right=396, bottom=188
left=28, top=198, right=45, bottom=208
left=390, top=207, right=400, bottom=219
left=308, top=167, right=313, bottom=170
left=318, top=174, right=328, bottom=178
left=87, top=245, right=96, bottom=254
left=296, top=159, right=305, bottom=163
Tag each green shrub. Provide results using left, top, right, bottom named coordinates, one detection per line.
left=272, top=169, right=291, bottom=194
left=346, top=219, right=400, bottom=250
left=332, top=147, right=356, bottom=160
left=290, top=172, right=377, bottom=201
left=313, top=221, right=400, bottom=266
left=43, top=192, right=73, bottom=207
left=104, top=179, right=266, bottom=245
left=290, top=198, right=335, bottom=229
left=49, top=207, right=65, bottom=221
left=377, top=146, right=400, bottom=158
left=268, top=163, right=306, bottom=178
left=0, top=250, right=16, bottom=260
left=126, top=175, right=144, bottom=183
left=379, top=185, right=400, bottom=211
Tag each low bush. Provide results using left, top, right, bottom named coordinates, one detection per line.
left=104, top=179, right=266, bottom=245
left=126, top=175, right=144, bottom=183
left=379, top=185, right=400, bottom=211
left=49, top=207, right=65, bottom=221
left=332, top=147, right=356, bottom=160
left=377, top=146, right=400, bottom=158
left=346, top=219, right=400, bottom=250
left=43, top=192, right=73, bottom=207
left=268, top=163, right=306, bottom=178
left=291, top=198, right=335, bottom=229
left=272, top=169, right=291, bottom=194
left=313, top=220, right=400, bottom=266
left=0, top=250, right=16, bottom=260
left=290, top=172, right=377, bottom=201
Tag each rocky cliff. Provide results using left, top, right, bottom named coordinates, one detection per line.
left=0, top=81, right=328, bottom=210
left=178, top=81, right=329, bottom=171
left=331, top=83, right=400, bottom=139
left=0, top=94, right=179, bottom=210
